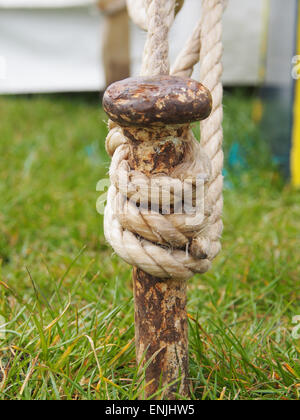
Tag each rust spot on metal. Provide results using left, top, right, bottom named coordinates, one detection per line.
left=122, top=124, right=190, bottom=176
left=133, top=268, right=190, bottom=399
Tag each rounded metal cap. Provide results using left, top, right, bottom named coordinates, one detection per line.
left=103, top=75, right=212, bottom=127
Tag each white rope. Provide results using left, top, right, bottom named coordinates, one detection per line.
left=104, top=0, right=225, bottom=280
left=99, top=0, right=126, bottom=15
left=141, top=0, right=176, bottom=76
left=171, top=19, right=202, bottom=78
left=126, top=0, right=147, bottom=30
left=191, top=0, right=224, bottom=261
left=126, top=0, right=184, bottom=31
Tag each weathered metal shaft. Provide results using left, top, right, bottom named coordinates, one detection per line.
left=126, top=118, right=190, bottom=399
left=133, top=268, right=189, bottom=399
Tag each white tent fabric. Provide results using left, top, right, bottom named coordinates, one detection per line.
left=0, top=6, right=104, bottom=93
left=0, top=0, right=96, bottom=8
left=0, top=0, right=265, bottom=94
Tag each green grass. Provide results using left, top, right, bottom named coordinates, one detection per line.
left=0, top=91, right=299, bottom=400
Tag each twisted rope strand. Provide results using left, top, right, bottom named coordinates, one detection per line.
left=127, top=0, right=185, bottom=31
left=171, top=19, right=202, bottom=78
left=141, top=0, right=176, bottom=76
left=192, top=0, right=225, bottom=260
left=99, top=0, right=126, bottom=15
left=126, top=0, right=147, bottom=30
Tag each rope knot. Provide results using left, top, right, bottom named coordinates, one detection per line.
left=102, top=0, right=224, bottom=280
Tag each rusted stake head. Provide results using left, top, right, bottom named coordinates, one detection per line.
left=104, top=75, right=212, bottom=175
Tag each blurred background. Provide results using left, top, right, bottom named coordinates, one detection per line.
left=0, top=0, right=299, bottom=181
left=0, top=0, right=299, bottom=400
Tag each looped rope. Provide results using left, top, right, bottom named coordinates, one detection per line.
left=126, top=0, right=185, bottom=31
left=99, top=0, right=126, bottom=15
left=141, top=0, right=176, bottom=76
left=103, top=0, right=225, bottom=280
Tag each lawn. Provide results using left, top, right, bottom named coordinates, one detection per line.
left=0, top=91, right=299, bottom=400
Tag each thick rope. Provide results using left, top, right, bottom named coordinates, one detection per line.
left=103, top=0, right=225, bottom=280
left=126, top=0, right=147, bottom=30
left=141, top=0, right=176, bottom=76
left=126, top=0, right=184, bottom=31
left=191, top=0, right=224, bottom=261
left=99, top=0, right=126, bottom=15
left=171, top=0, right=227, bottom=78
left=171, top=19, right=202, bottom=78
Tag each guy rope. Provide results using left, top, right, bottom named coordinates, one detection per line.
left=102, top=0, right=226, bottom=399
